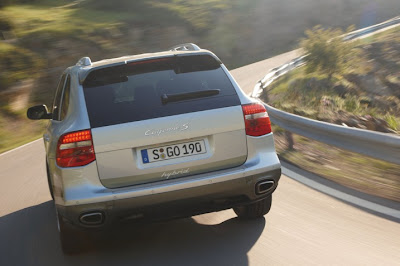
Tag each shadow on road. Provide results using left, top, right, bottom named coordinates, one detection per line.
left=0, top=201, right=265, bottom=265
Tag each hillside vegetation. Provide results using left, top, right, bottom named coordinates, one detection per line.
left=267, top=25, right=400, bottom=133
left=265, top=26, right=400, bottom=201
left=0, top=0, right=400, bottom=152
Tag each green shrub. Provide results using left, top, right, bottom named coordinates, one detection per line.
left=384, top=114, right=399, bottom=131
left=343, top=96, right=360, bottom=112
left=332, top=96, right=345, bottom=110
left=301, top=25, right=367, bottom=79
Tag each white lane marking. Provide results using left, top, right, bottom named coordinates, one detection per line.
left=0, top=138, right=42, bottom=157
left=282, top=166, right=400, bottom=221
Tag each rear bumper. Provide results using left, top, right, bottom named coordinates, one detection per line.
left=56, top=168, right=281, bottom=229
left=51, top=133, right=281, bottom=229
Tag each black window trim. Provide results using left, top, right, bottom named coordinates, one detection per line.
left=59, top=75, right=71, bottom=121
left=53, top=73, right=70, bottom=121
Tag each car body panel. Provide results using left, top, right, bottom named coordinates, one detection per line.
left=39, top=47, right=281, bottom=229
left=92, top=106, right=247, bottom=188
left=50, top=133, right=280, bottom=208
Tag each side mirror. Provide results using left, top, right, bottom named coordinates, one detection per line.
left=27, top=105, right=52, bottom=120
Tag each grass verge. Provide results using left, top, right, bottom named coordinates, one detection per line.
left=273, top=128, right=400, bottom=202
left=0, top=109, right=46, bottom=154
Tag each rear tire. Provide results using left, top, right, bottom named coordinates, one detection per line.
left=233, top=195, right=272, bottom=219
left=46, top=161, right=54, bottom=200
left=57, top=212, right=88, bottom=255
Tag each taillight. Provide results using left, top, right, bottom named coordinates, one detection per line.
left=56, top=129, right=96, bottom=167
left=242, top=103, right=272, bottom=136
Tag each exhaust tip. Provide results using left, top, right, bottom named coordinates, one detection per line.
left=256, top=180, right=274, bottom=195
left=79, top=212, right=104, bottom=225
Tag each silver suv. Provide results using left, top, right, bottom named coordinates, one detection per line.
left=27, top=43, right=281, bottom=253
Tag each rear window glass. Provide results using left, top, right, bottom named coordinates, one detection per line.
left=83, top=55, right=240, bottom=128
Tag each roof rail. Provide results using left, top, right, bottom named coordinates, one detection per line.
left=76, top=57, right=92, bottom=67
left=169, top=43, right=201, bottom=51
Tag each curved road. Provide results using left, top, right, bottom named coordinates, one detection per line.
left=1, top=51, right=399, bottom=265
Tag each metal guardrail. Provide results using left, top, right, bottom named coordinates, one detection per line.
left=265, top=104, right=400, bottom=165
left=343, top=15, right=400, bottom=41
left=252, top=16, right=400, bottom=165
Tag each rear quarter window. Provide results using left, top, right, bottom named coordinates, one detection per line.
left=83, top=55, right=240, bottom=128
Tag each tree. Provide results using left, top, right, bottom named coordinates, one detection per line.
left=301, top=25, right=365, bottom=80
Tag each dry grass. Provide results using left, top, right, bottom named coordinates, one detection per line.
left=273, top=129, right=400, bottom=202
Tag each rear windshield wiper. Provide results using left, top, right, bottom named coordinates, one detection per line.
left=161, top=89, right=220, bottom=104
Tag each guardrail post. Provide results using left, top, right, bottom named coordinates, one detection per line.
left=285, top=131, right=294, bottom=150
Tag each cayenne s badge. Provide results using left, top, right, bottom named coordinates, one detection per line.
left=145, top=123, right=189, bottom=136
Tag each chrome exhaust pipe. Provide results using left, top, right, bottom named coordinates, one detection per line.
left=79, top=212, right=104, bottom=225
left=256, top=180, right=275, bottom=195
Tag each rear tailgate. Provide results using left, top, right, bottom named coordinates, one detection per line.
left=83, top=54, right=247, bottom=188
left=92, top=106, right=246, bottom=188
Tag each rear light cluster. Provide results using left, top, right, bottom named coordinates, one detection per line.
left=56, top=129, right=96, bottom=168
left=242, top=103, right=272, bottom=136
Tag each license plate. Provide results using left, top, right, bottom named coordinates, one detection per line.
left=141, top=140, right=206, bottom=164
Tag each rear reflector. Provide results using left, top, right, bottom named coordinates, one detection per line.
left=56, top=129, right=95, bottom=167
left=242, top=103, right=272, bottom=136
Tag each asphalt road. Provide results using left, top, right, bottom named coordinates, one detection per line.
left=1, top=52, right=400, bottom=265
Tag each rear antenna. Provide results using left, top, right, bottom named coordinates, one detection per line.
left=169, top=43, right=201, bottom=51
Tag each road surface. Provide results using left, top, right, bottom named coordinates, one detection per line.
left=1, top=51, right=399, bottom=265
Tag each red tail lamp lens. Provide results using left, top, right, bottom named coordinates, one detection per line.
left=56, top=129, right=95, bottom=167
left=242, top=103, right=272, bottom=136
